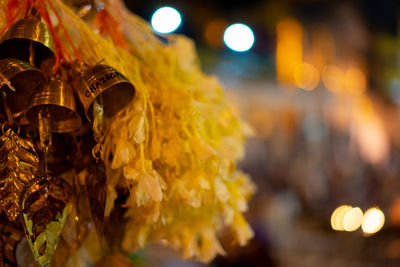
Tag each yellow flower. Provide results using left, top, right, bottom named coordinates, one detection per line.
left=36, top=0, right=257, bottom=262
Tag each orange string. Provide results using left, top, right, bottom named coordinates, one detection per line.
left=0, top=0, right=26, bottom=36
left=23, top=0, right=31, bottom=18
left=46, top=0, right=81, bottom=65
left=95, top=9, right=127, bottom=48
left=33, top=0, right=66, bottom=70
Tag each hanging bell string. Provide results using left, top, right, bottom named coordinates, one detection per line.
left=28, top=8, right=38, bottom=66
left=92, top=97, right=105, bottom=161
left=38, top=107, right=52, bottom=173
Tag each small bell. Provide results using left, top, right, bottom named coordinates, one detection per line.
left=0, top=17, right=56, bottom=73
left=26, top=77, right=82, bottom=133
left=76, top=64, right=135, bottom=121
left=0, top=58, right=46, bottom=119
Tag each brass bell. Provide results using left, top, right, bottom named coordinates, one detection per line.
left=76, top=64, right=135, bottom=121
left=0, top=17, right=56, bottom=73
left=26, top=77, right=82, bottom=133
left=0, top=58, right=46, bottom=118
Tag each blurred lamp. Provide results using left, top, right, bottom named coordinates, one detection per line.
left=151, top=7, right=181, bottom=34
left=331, top=205, right=352, bottom=231
left=343, top=207, right=363, bottom=232
left=223, top=23, right=254, bottom=52
left=362, top=207, right=385, bottom=235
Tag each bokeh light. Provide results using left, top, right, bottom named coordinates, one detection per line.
left=352, top=96, right=389, bottom=165
left=322, top=65, right=345, bottom=93
left=151, top=7, right=182, bottom=34
left=276, top=18, right=303, bottom=86
left=343, top=207, right=363, bottom=232
left=294, top=62, right=320, bottom=90
left=223, top=23, right=255, bottom=52
left=362, top=208, right=385, bottom=235
left=204, top=19, right=228, bottom=48
left=345, top=68, right=367, bottom=96
left=331, top=205, right=352, bottom=231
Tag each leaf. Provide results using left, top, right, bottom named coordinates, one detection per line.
left=0, top=129, right=38, bottom=221
left=21, top=175, right=71, bottom=267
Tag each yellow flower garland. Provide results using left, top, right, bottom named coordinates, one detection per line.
left=0, top=0, right=256, bottom=262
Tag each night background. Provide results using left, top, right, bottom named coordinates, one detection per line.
left=119, top=0, right=400, bottom=266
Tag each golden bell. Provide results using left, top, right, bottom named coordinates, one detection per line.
left=0, top=58, right=46, bottom=118
left=26, top=78, right=82, bottom=133
left=0, top=18, right=56, bottom=73
left=76, top=64, right=135, bottom=121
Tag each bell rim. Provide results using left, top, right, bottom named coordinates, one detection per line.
left=0, top=59, right=47, bottom=117
left=85, top=81, right=135, bottom=121
left=0, top=18, right=56, bottom=53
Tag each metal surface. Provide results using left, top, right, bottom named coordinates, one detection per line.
left=0, top=18, right=56, bottom=73
left=0, top=129, right=38, bottom=222
left=26, top=78, right=82, bottom=133
left=76, top=64, right=135, bottom=121
left=0, top=58, right=46, bottom=118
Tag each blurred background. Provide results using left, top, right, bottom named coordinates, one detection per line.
left=123, top=0, right=400, bottom=266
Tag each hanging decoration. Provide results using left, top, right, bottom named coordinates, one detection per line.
left=0, top=128, right=38, bottom=222
left=0, top=0, right=255, bottom=265
left=21, top=174, right=71, bottom=266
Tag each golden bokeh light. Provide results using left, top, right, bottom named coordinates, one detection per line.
left=352, top=96, right=389, bottom=165
left=311, top=27, right=335, bottom=70
left=362, top=208, right=385, bottom=235
left=390, top=197, right=400, bottom=226
left=294, top=62, right=320, bottom=90
left=276, top=18, right=303, bottom=87
left=343, top=207, right=363, bottom=232
left=322, top=65, right=345, bottom=93
left=345, top=68, right=366, bottom=96
left=331, top=205, right=352, bottom=231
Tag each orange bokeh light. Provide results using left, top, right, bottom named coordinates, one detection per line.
left=345, top=68, right=366, bottom=96
left=276, top=18, right=303, bottom=87
left=322, top=65, right=345, bottom=93
left=204, top=18, right=228, bottom=48
left=294, top=62, right=320, bottom=91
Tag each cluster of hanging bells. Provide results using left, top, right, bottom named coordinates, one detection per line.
left=0, top=11, right=135, bottom=267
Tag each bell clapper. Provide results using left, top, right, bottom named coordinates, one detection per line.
left=29, top=40, right=35, bottom=66
left=38, top=107, right=52, bottom=174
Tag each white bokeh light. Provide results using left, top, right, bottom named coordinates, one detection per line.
left=151, top=7, right=182, bottom=34
left=362, top=208, right=385, bottom=235
left=223, top=23, right=255, bottom=52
